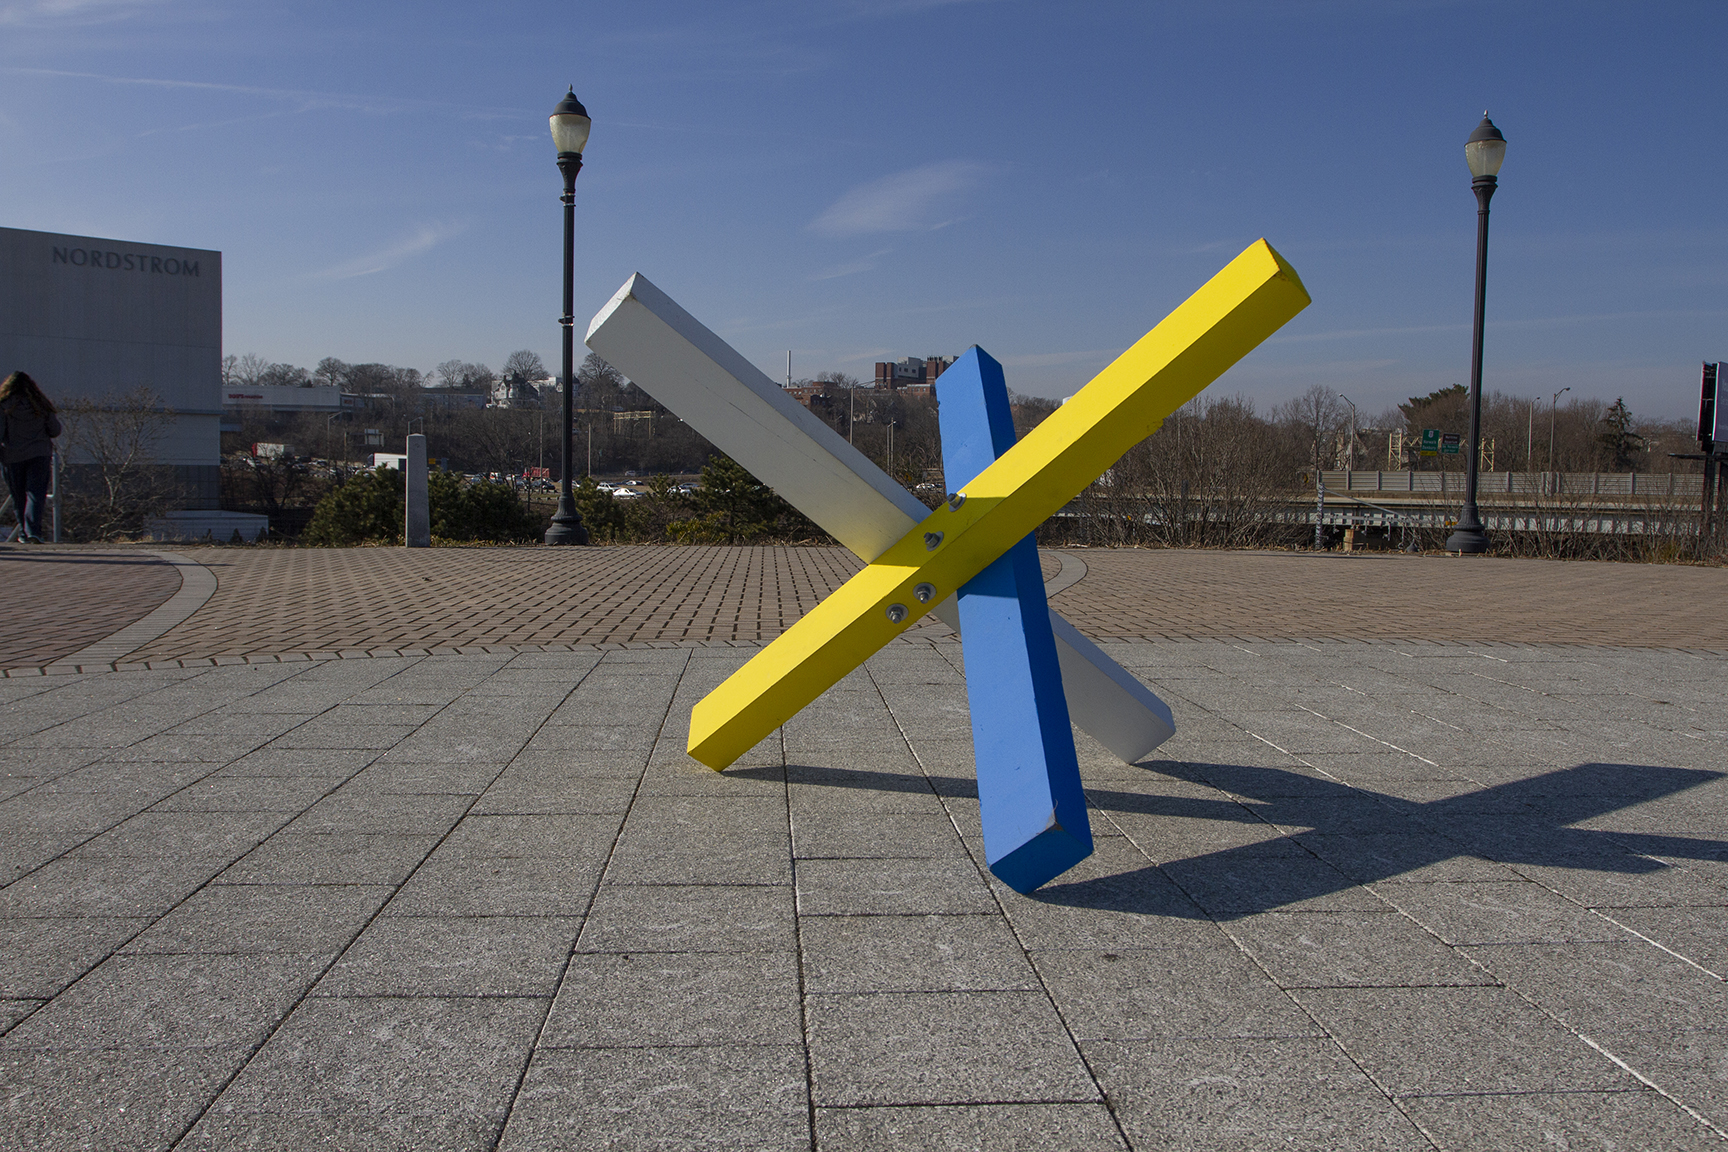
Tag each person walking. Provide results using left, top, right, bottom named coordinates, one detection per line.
left=0, top=372, right=62, bottom=544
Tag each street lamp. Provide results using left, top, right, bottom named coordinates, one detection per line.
left=1445, top=113, right=1506, bottom=555
left=1548, top=385, right=1570, bottom=478
left=544, top=87, right=593, bottom=545
left=1338, top=392, right=1359, bottom=470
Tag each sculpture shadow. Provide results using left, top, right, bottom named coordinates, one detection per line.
left=747, top=759, right=1727, bottom=919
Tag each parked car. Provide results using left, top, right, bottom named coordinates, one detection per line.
left=611, top=487, right=642, bottom=499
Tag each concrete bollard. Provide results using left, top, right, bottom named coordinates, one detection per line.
left=405, top=434, right=430, bottom=548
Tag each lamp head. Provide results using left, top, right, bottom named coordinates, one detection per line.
left=1465, top=113, right=1506, bottom=178
left=550, top=88, right=592, bottom=157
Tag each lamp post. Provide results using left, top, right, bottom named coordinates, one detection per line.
left=1445, top=113, right=1506, bottom=555
left=1338, top=392, right=1359, bottom=471
left=544, top=87, right=592, bottom=545
left=1548, top=385, right=1570, bottom=489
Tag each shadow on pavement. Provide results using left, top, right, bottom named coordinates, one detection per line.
left=750, top=760, right=1726, bottom=918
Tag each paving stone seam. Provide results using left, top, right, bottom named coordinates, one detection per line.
left=490, top=648, right=692, bottom=1149
left=1199, top=681, right=1728, bottom=1136
left=863, top=660, right=1134, bottom=1146
left=152, top=653, right=520, bottom=1148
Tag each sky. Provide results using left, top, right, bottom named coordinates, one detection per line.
left=3, top=0, right=1724, bottom=421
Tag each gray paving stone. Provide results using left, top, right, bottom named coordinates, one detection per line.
left=1292, top=986, right=1638, bottom=1095
left=387, top=855, right=602, bottom=917
left=1082, top=1037, right=1431, bottom=1151
left=0, top=917, right=150, bottom=997
left=3, top=951, right=325, bottom=1051
left=807, top=990, right=1096, bottom=1106
left=0, top=1045, right=240, bottom=1152
left=1379, top=880, right=1630, bottom=945
left=68, top=810, right=289, bottom=861
left=801, top=914, right=1035, bottom=993
left=148, top=774, right=344, bottom=813
left=216, top=747, right=379, bottom=776
left=543, top=951, right=800, bottom=1047
left=794, top=857, right=996, bottom=916
left=792, top=812, right=966, bottom=859
left=499, top=1045, right=809, bottom=1152
left=604, top=831, right=793, bottom=885
left=0, top=831, right=86, bottom=883
left=0, top=788, right=154, bottom=833
left=335, top=760, right=507, bottom=795
left=579, top=884, right=795, bottom=953
left=1031, top=946, right=1324, bottom=1041
left=201, top=995, right=545, bottom=1138
left=1296, top=831, right=1519, bottom=885
left=432, top=813, right=625, bottom=860
left=471, top=770, right=640, bottom=815
left=1221, top=910, right=1496, bottom=988
left=223, top=831, right=441, bottom=885
left=1401, top=1089, right=1722, bottom=1152
left=319, top=915, right=581, bottom=996
left=1161, top=851, right=1387, bottom=916
left=1465, top=941, right=1728, bottom=1036
left=269, top=720, right=418, bottom=750
left=123, top=883, right=391, bottom=956
left=179, top=1111, right=506, bottom=1152
left=814, top=1103, right=1127, bottom=1151
left=0, top=856, right=221, bottom=917
left=1592, top=1030, right=1728, bottom=1130
left=1598, top=905, right=1728, bottom=975
left=284, top=792, right=472, bottom=835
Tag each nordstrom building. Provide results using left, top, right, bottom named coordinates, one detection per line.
left=0, top=225, right=223, bottom=509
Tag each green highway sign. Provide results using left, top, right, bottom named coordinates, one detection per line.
left=1420, top=428, right=1442, bottom=450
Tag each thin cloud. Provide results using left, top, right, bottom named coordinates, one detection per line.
left=0, top=0, right=166, bottom=26
left=0, top=66, right=522, bottom=118
left=809, top=248, right=893, bottom=281
left=809, top=161, right=988, bottom=236
left=311, top=224, right=464, bottom=281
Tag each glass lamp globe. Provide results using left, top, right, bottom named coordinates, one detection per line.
left=550, top=89, right=592, bottom=157
left=1465, top=114, right=1506, bottom=178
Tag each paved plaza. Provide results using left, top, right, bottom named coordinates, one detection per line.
left=2, top=543, right=1727, bottom=1150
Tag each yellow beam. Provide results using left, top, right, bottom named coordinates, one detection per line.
left=689, top=239, right=1310, bottom=769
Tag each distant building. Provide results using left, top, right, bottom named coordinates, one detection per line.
left=1, top=225, right=222, bottom=508
left=222, top=383, right=348, bottom=414
left=873, top=355, right=954, bottom=396
left=420, top=389, right=488, bottom=411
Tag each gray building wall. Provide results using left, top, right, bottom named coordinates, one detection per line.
left=0, top=226, right=222, bottom=508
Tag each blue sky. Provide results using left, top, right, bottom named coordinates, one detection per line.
left=3, top=0, right=1723, bottom=419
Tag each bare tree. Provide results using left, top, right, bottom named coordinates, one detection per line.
left=60, top=386, right=178, bottom=539
left=502, top=350, right=548, bottom=384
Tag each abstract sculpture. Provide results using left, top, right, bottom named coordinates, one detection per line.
left=587, top=239, right=1310, bottom=890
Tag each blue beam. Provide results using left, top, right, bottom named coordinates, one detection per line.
left=938, top=347, right=1093, bottom=893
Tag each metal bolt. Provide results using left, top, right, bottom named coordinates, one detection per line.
left=885, top=603, right=908, bottom=624
left=914, top=583, right=935, bottom=603
left=947, top=492, right=965, bottom=511
left=924, top=531, right=943, bottom=551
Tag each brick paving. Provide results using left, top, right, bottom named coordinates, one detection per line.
left=0, top=548, right=181, bottom=669
left=124, top=545, right=1728, bottom=668
left=1056, top=548, right=1728, bottom=649
left=7, top=544, right=1728, bottom=675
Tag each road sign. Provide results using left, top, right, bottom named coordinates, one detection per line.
left=1420, top=428, right=1441, bottom=451
left=1441, top=432, right=1462, bottom=455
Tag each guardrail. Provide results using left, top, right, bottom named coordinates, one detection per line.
left=1318, top=470, right=1703, bottom=498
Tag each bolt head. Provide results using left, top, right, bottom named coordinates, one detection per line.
left=885, top=603, right=908, bottom=624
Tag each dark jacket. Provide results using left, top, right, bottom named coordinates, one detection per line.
left=0, top=396, right=62, bottom=465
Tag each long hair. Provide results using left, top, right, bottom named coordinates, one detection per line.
left=0, top=372, right=55, bottom=416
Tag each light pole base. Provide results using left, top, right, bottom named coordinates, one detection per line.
left=1445, top=526, right=1489, bottom=554
left=544, top=495, right=589, bottom=546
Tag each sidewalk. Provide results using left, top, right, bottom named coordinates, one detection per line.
left=2, top=544, right=1725, bottom=1150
